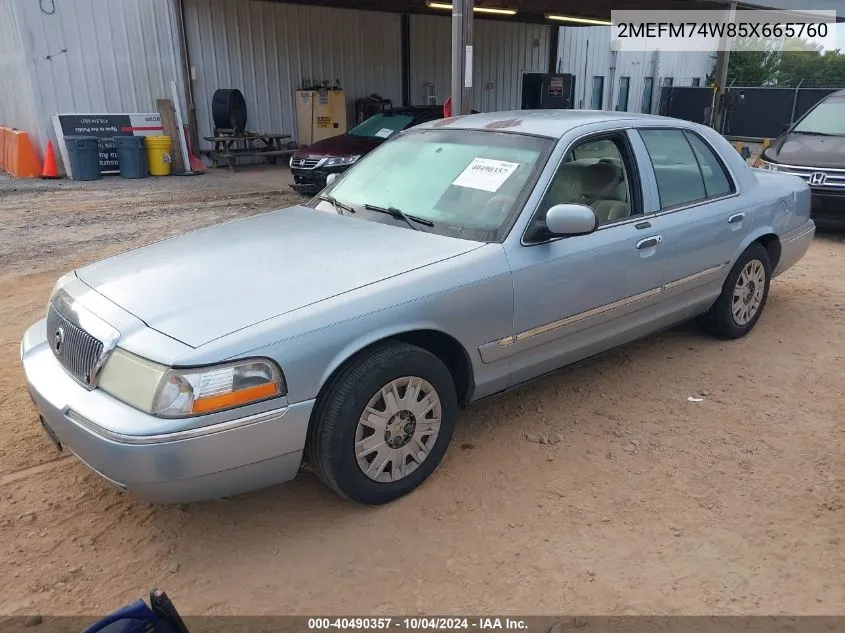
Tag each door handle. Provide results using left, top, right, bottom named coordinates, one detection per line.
left=728, top=212, right=745, bottom=224
left=636, top=235, right=663, bottom=250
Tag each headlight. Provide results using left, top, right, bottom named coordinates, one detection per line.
left=323, top=155, right=360, bottom=167
left=49, top=272, right=76, bottom=302
left=755, top=159, right=778, bottom=171
left=99, top=349, right=286, bottom=418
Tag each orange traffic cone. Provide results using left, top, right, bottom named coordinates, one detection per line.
left=40, top=140, right=59, bottom=179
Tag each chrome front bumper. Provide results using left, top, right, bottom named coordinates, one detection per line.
left=20, top=319, right=314, bottom=503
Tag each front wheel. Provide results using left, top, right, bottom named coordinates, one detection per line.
left=704, top=242, right=772, bottom=339
left=307, top=341, right=458, bottom=504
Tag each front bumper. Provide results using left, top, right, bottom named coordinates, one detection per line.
left=20, top=319, right=313, bottom=503
left=290, top=164, right=350, bottom=194
left=810, top=189, right=845, bottom=229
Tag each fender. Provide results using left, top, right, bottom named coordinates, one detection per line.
left=315, top=320, right=476, bottom=398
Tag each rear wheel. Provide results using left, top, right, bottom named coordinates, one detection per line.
left=307, top=341, right=457, bottom=504
left=704, top=242, right=771, bottom=339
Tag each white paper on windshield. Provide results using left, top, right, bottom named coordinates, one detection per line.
left=452, top=157, right=519, bottom=192
left=374, top=128, right=393, bottom=139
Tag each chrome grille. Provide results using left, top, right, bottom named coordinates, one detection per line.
left=290, top=157, right=322, bottom=170
left=776, top=164, right=845, bottom=189
left=46, top=303, right=104, bottom=386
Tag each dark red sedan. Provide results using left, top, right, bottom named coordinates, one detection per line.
left=289, top=105, right=443, bottom=194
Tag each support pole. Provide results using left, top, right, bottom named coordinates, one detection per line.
left=450, top=0, right=474, bottom=115
left=171, top=0, right=199, bottom=156
left=710, top=1, right=736, bottom=132
left=789, top=78, right=804, bottom=125
left=401, top=13, right=411, bottom=107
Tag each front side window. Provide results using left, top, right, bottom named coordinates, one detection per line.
left=317, top=129, right=553, bottom=241
left=348, top=113, right=415, bottom=139
left=639, top=128, right=733, bottom=209
left=535, top=134, right=638, bottom=228
left=792, top=96, right=845, bottom=136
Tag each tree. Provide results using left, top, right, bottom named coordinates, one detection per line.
left=726, top=38, right=781, bottom=86
left=726, top=36, right=845, bottom=87
left=778, top=38, right=845, bottom=86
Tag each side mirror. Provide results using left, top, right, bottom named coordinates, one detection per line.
left=545, top=204, right=598, bottom=237
left=326, top=173, right=339, bottom=186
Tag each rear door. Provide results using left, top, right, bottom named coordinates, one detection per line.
left=636, top=127, right=752, bottom=316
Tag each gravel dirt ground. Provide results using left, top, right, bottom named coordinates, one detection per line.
left=0, top=167, right=843, bottom=617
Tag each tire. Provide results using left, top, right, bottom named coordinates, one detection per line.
left=307, top=341, right=458, bottom=504
left=704, top=242, right=772, bottom=339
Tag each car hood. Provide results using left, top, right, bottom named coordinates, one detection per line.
left=75, top=206, right=482, bottom=348
left=297, top=134, right=381, bottom=159
left=764, top=133, right=845, bottom=168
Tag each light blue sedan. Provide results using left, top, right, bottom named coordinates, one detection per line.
left=21, top=110, right=815, bottom=505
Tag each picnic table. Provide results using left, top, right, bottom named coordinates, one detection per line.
left=202, top=132, right=296, bottom=171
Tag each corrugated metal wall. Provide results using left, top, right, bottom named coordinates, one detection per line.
left=184, top=0, right=403, bottom=146
left=12, top=0, right=182, bottom=156
left=409, top=14, right=550, bottom=112
left=0, top=0, right=40, bottom=144
left=557, top=26, right=715, bottom=114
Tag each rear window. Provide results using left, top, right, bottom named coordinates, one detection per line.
left=793, top=97, right=845, bottom=136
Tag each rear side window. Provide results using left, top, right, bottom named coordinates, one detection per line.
left=639, top=129, right=706, bottom=208
left=684, top=132, right=733, bottom=198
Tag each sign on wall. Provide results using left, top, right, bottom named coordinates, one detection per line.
left=51, top=113, right=164, bottom=178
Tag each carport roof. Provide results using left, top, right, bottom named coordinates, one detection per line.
left=270, top=0, right=827, bottom=24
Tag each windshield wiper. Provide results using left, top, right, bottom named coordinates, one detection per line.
left=315, top=194, right=355, bottom=215
left=363, top=204, right=434, bottom=231
left=791, top=130, right=831, bottom=136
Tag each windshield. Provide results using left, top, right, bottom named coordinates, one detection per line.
left=348, top=113, right=415, bottom=139
left=793, top=97, right=845, bottom=135
left=314, top=128, right=552, bottom=241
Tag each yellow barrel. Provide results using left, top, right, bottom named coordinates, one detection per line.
left=145, top=135, right=172, bottom=176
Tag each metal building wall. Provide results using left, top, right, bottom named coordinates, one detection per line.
left=11, top=0, right=182, bottom=156
left=409, top=14, right=550, bottom=112
left=184, top=0, right=403, bottom=145
left=0, top=0, right=40, bottom=144
left=557, top=26, right=715, bottom=114
left=556, top=26, right=612, bottom=110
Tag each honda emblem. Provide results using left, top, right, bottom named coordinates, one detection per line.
left=809, top=172, right=827, bottom=186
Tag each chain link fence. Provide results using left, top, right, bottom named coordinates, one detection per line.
left=658, top=78, right=844, bottom=139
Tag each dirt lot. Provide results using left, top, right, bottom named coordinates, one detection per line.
left=0, top=167, right=843, bottom=617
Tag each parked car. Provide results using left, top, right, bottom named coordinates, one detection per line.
left=21, top=110, right=814, bottom=505
left=755, top=88, right=845, bottom=228
left=289, top=105, right=443, bottom=194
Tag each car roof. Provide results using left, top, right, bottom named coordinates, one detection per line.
left=414, top=109, right=689, bottom=138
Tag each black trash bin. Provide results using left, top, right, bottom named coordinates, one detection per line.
left=64, top=135, right=102, bottom=181
left=114, top=135, right=148, bottom=178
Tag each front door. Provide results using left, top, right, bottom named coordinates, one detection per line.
left=503, top=131, right=666, bottom=386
